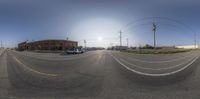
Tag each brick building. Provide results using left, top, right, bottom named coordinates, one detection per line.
left=18, top=40, right=78, bottom=51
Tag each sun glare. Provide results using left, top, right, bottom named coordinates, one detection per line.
left=98, top=36, right=102, bottom=41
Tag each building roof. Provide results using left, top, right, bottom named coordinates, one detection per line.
left=26, top=39, right=78, bottom=44
left=18, top=41, right=27, bottom=45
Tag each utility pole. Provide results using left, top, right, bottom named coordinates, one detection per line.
left=194, top=33, right=197, bottom=49
left=84, top=40, right=86, bottom=50
left=66, top=32, right=69, bottom=41
left=119, top=30, right=122, bottom=51
left=1, top=41, right=2, bottom=48
left=152, top=21, right=157, bottom=49
left=126, top=38, right=129, bottom=47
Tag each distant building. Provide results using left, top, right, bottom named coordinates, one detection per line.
left=175, top=45, right=199, bottom=49
left=86, top=47, right=105, bottom=51
left=18, top=41, right=27, bottom=51
left=107, top=46, right=128, bottom=50
left=18, top=39, right=78, bottom=51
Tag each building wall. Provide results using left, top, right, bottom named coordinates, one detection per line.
left=18, top=40, right=78, bottom=51
left=18, top=42, right=27, bottom=51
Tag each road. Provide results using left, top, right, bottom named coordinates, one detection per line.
left=1, top=50, right=200, bottom=99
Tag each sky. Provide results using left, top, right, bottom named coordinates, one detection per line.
left=1, top=0, right=200, bottom=47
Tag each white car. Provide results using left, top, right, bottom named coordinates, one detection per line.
left=66, top=49, right=82, bottom=54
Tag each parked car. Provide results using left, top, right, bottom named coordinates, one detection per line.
left=66, top=48, right=82, bottom=54
left=80, top=49, right=86, bottom=53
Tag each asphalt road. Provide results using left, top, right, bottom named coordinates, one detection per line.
left=1, top=50, right=200, bottom=99
left=110, top=51, right=200, bottom=75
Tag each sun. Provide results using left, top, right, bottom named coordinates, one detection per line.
left=98, top=36, right=103, bottom=41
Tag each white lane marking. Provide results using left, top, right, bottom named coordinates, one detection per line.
left=120, top=55, right=197, bottom=70
left=110, top=53, right=200, bottom=76
left=13, top=56, right=58, bottom=77
left=119, top=52, right=196, bottom=63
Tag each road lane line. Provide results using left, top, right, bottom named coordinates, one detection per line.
left=119, top=52, right=196, bottom=63
left=120, top=55, right=198, bottom=70
left=13, top=56, right=58, bottom=77
left=110, top=53, right=200, bottom=76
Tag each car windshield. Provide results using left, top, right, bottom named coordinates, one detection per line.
left=1, top=0, right=200, bottom=99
